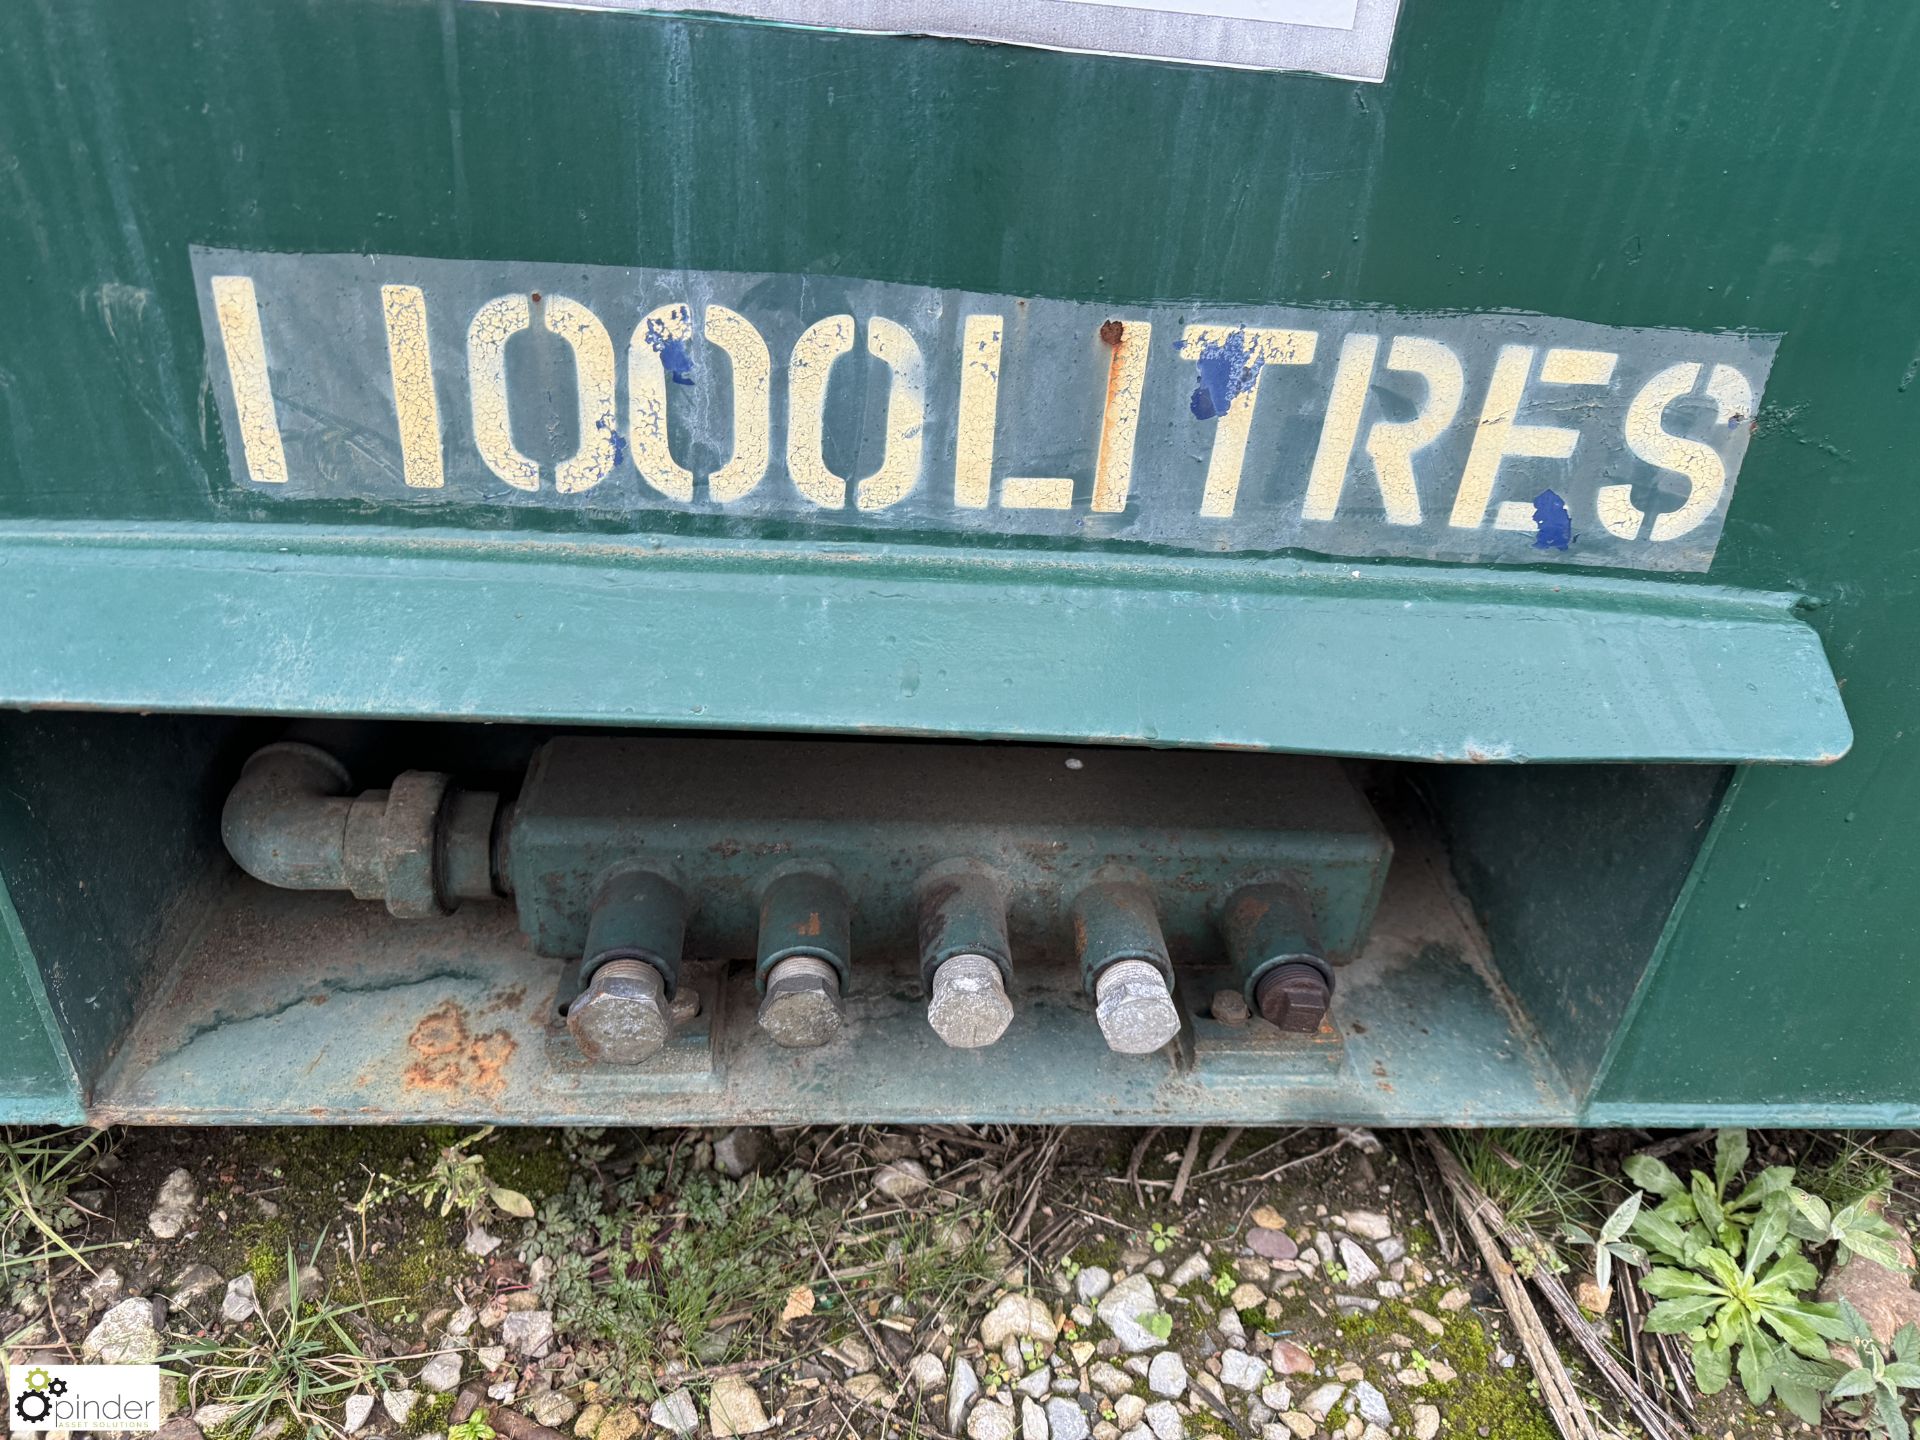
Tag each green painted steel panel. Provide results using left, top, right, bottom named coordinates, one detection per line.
left=0, top=0, right=1913, bottom=1118
left=0, top=526, right=1849, bottom=763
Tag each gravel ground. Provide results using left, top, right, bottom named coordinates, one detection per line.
left=3, top=1125, right=1911, bottom=1440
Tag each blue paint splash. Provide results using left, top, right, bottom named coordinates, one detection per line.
left=1530, top=489, right=1574, bottom=551
left=644, top=304, right=695, bottom=386
left=1188, top=329, right=1264, bottom=421
left=598, top=414, right=628, bottom=468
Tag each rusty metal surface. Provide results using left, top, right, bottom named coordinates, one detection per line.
left=89, top=821, right=1572, bottom=1124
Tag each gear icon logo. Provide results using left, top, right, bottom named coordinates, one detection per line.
left=45, top=1378, right=68, bottom=1397
left=22, top=1368, right=51, bottom=1392
left=13, top=1388, right=51, bottom=1425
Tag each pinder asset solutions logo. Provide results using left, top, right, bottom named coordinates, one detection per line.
left=8, top=1363, right=163, bottom=1432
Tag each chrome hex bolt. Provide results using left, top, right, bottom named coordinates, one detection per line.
left=926, top=952, right=1015, bottom=1049
left=757, top=954, right=845, bottom=1049
left=567, top=958, right=675, bottom=1064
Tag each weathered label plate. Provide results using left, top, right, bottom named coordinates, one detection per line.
left=193, top=247, right=1778, bottom=573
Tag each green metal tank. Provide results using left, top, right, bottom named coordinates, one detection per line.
left=0, top=0, right=1907, bottom=1126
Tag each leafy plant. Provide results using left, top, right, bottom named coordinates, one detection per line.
left=449, top=1414, right=498, bottom=1440
left=1827, top=1302, right=1920, bottom=1440
left=1141, top=1311, right=1174, bottom=1341
left=1147, top=1221, right=1179, bottom=1255
left=526, top=1166, right=821, bottom=1397
left=1787, top=1188, right=1908, bottom=1271
left=353, top=1125, right=533, bottom=1230
left=167, top=1243, right=399, bottom=1438
left=1625, top=1130, right=1849, bottom=1418
left=1559, top=1192, right=1647, bottom=1296
left=0, top=1126, right=125, bottom=1277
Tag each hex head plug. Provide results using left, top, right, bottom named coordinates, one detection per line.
left=568, top=958, right=675, bottom=1064
left=1074, top=879, right=1181, bottom=1055
left=755, top=869, right=851, bottom=1049
left=758, top=955, right=844, bottom=1048
left=566, top=866, right=688, bottom=1066
left=918, top=866, right=1016, bottom=1049
left=926, top=953, right=1016, bottom=1048
left=1254, top=960, right=1332, bottom=1033
left=1093, top=958, right=1182, bottom=1054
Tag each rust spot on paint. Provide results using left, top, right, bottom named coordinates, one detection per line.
left=797, top=911, right=822, bottom=937
left=403, top=1000, right=516, bottom=1098
left=1099, top=319, right=1125, bottom=347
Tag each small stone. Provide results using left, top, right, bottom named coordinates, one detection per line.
left=266, top=1266, right=324, bottom=1315
left=1142, top=1350, right=1184, bottom=1398
left=595, top=1405, right=641, bottom=1440
left=1022, top=1397, right=1050, bottom=1440
left=1375, top=1237, right=1406, bottom=1265
left=501, top=1309, right=554, bottom=1358
left=1250, top=1205, right=1287, bottom=1231
left=574, top=1402, right=607, bottom=1438
left=1301, top=1384, right=1346, bottom=1421
left=82, top=1265, right=126, bottom=1308
left=1090, top=1362, right=1135, bottom=1397
left=418, top=1347, right=462, bottom=1394
left=1337, top=1238, right=1379, bottom=1285
left=529, top=1391, right=579, bottom=1427
left=148, top=1169, right=199, bottom=1239
left=1359, top=1426, right=1390, bottom=1440
left=344, top=1395, right=375, bottom=1434
left=476, top=1345, right=507, bottom=1369
left=1070, top=1341, right=1097, bottom=1367
left=1342, top=1211, right=1392, bottom=1243
left=1096, top=1274, right=1169, bottom=1353
left=969, top=1401, right=1018, bottom=1440
left=489, top=1380, right=519, bottom=1403
left=83, top=1297, right=160, bottom=1364
left=828, top=1336, right=875, bottom=1374
left=874, top=1160, right=932, bottom=1202
left=1143, top=1401, right=1183, bottom=1440
left=464, top=1225, right=503, bottom=1258
left=1407, top=1307, right=1444, bottom=1337
left=1334, top=1363, right=1364, bottom=1383
left=1169, top=1253, right=1211, bottom=1288
left=1018, top=1368, right=1054, bottom=1399
left=1412, top=1404, right=1441, bottom=1440
left=1819, top=1209, right=1920, bottom=1349
left=1248, top=1228, right=1297, bottom=1262
left=1575, top=1279, right=1612, bottom=1315
left=1228, top=1282, right=1266, bottom=1311
left=1375, top=1281, right=1402, bottom=1299
left=713, top=1126, right=770, bottom=1178
left=983, top=1293, right=1059, bottom=1349
left=707, top=1376, right=770, bottom=1437
left=847, top=1375, right=896, bottom=1408
left=381, top=1390, right=419, bottom=1426
left=1350, top=1381, right=1390, bottom=1427
left=1220, top=1349, right=1266, bottom=1391
left=1271, top=1340, right=1314, bottom=1375
left=1436, top=1288, right=1471, bottom=1312
left=950, top=1356, right=983, bottom=1433
left=1046, top=1399, right=1091, bottom=1440
left=1217, top=1307, right=1246, bottom=1343
left=1077, top=1267, right=1113, bottom=1303
left=194, top=1403, right=246, bottom=1430
left=650, top=1390, right=699, bottom=1437
left=152, top=1417, right=204, bottom=1440
left=1114, top=1396, right=1147, bottom=1429
left=1279, top=1415, right=1316, bottom=1440
left=908, top=1353, right=945, bottom=1390
left=446, top=1304, right=477, bottom=1337
left=1119, top=1246, right=1151, bottom=1269
left=1261, top=1382, right=1292, bottom=1412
